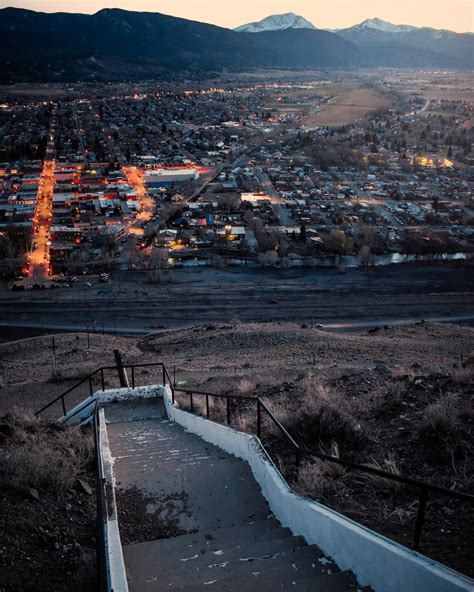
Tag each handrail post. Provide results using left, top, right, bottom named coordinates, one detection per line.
left=162, top=365, right=165, bottom=387
left=413, top=486, right=429, bottom=550
left=257, top=399, right=261, bottom=439
left=113, top=350, right=129, bottom=388
left=89, top=376, right=93, bottom=397
left=100, top=368, right=105, bottom=392
left=206, top=394, right=210, bottom=418
left=226, top=397, right=230, bottom=425
left=131, top=366, right=135, bottom=389
left=61, top=395, right=66, bottom=416
left=190, top=392, right=194, bottom=413
left=171, top=385, right=175, bottom=405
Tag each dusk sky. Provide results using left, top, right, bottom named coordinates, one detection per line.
left=1, top=0, right=473, bottom=32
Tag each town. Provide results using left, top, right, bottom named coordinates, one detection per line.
left=0, top=70, right=473, bottom=288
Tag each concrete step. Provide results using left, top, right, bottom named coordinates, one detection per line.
left=129, top=544, right=331, bottom=591
left=158, top=535, right=309, bottom=576
left=124, top=519, right=291, bottom=567
left=178, top=569, right=363, bottom=592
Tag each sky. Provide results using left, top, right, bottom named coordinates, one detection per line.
left=1, top=0, right=473, bottom=33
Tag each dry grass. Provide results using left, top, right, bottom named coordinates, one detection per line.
left=451, top=367, right=474, bottom=385
left=265, top=372, right=361, bottom=448
left=295, top=451, right=348, bottom=500
left=366, top=452, right=404, bottom=495
left=238, top=379, right=255, bottom=397
left=421, top=393, right=462, bottom=436
left=0, top=413, right=94, bottom=493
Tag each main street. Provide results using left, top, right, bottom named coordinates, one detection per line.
left=26, top=105, right=57, bottom=282
left=27, top=160, right=55, bottom=279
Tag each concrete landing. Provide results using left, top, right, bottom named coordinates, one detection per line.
left=105, top=398, right=365, bottom=592
left=106, top=399, right=269, bottom=533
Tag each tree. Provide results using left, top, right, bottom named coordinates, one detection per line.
left=258, top=250, right=279, bottom=267
left=323, top=231, right=353, bottom=255
left=300, top=224, right=307, bottom=243
left=358, top=245, right=372, bottom=268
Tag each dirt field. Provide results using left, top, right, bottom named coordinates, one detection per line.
left=301, top=84, right=391, bottom=127
left=0, top=84, right=70, bottom=98
left=0, top=321, right=472, bottom=415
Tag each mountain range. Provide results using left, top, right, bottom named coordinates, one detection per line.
left=0, top=8, right=472, bottom=83
left=235, top=13, right=316, bottom=33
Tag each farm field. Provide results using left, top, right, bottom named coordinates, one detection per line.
left=300, top=84, right=392, bottom=127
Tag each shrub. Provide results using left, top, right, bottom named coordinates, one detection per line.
left=296, top=372, right=361, bottom=447
left=295, top=455, right=347, bottom=500
left=366, top=452, right=404, bottom=495
left=238, top=379, right=255, bottom=397
left=421, top=393, right=461, bottom=436
left=0, top=415, right=94, bottom=493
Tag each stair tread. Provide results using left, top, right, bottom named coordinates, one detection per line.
left=126, top=544, right=333, bottom=590
left=151, top=536, right=311, bottom=576
left=124, top=517, right=282, bottom=554
left=177, top=569, right=362, bottom=592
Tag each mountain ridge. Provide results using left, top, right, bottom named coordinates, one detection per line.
left=235, top=12, right=316, bottom=33
left=0, top=7, right=472, bottom=83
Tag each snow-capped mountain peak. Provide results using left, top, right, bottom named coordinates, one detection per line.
left=235, top=13, right=316, bottom=34
left=349, top=17, right=417, bottom=34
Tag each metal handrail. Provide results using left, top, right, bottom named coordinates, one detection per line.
left=35, top=361, right=474, bottom=554
left=93, top=402, right=112, bottom=591
left=172, top=386, right=474, bottom=551
left=35, top=361, right=168, bottom=417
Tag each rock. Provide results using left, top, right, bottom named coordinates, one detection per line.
left=374, top=362, right=390, bottom=375
left=75, top=479, right=93, bottom=496
left=25, top=487, right=40, bottom=501
left=441, top=506, right=455, bottom=518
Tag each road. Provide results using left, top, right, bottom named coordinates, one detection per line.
left=123, top=166, right=154, bottom=227
left=27, top=159, right=55, bottom=280
left=253, top=167, right=296, bottom=227
left=25, top=104, right=57, bottom=281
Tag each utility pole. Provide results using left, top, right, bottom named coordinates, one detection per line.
left=52, top=336, right=57, bottom=375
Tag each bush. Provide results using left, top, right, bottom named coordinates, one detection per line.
left=421, top=393, right=461, bottom=436
left=295, top=449, right=347, bottom=500
left=366, top=452, right=404, bottom=495
left=0, top=414, right=94, bottom=493
left=238, top=379, right=255, bottom=397
left=290, top=373, right=361, bottom=448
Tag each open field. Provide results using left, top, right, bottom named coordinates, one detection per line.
left=300, top=84, right=392, bottom=127
left=0, top=84, right=70, bottom=98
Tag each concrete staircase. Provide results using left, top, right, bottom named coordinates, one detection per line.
left=105, top=399, right=367, bottom=591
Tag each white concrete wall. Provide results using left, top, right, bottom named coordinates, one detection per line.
left=62, top=385, right=165, bottom=423
left=98, top=408, right=129, bottom=592
left=163, top=387, right=473, bottom=592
